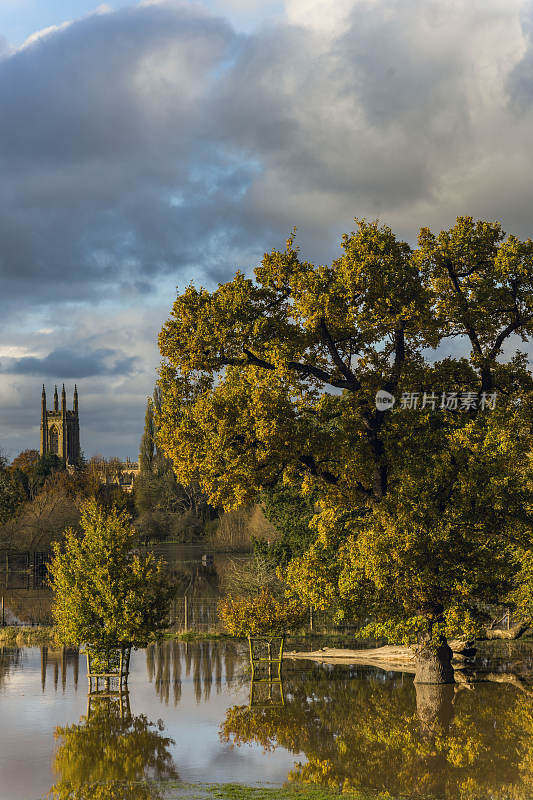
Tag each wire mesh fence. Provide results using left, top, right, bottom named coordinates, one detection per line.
left=168, top=596, right=221, bottom=633
left=167, top=595, right=354, bottom=635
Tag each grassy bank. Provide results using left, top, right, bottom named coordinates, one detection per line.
left=3, top=624, right=531, bottom=649
left=0, top=625, right=60, bottom=647
left=0, top=626, right=343, bottom=648
left=162, top=783, right=396, bottom=800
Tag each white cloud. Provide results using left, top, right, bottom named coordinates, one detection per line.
left=0, top=346, right=40, bottom=358
left=285, top=0, right=369, bottom=35
left=19, top=21, right=73, bottom=49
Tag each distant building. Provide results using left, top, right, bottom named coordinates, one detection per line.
left=40, top=384, right=80, bottom=465
left=98, top=458, right=140, bottom=492
left=38, top=385, right=140, bottom=486
left=119, top=459, right=140, bottom=491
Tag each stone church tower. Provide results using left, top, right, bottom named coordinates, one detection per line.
left=40, top=384, right=80, bottom=465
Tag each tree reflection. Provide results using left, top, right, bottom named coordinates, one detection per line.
left=146, top=641, right=248, bottom=708
left=48, top=695, right=178, bottom=800
left=0, top=646, right=22, bottom=690
left=221, top=666, right=533, bottom=799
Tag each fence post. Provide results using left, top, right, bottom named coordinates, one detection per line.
left=184, top=595, right=189, bottom=633
left=1, top=595, right=4, bottom=627
left=309, top=605, right=313, bottom=632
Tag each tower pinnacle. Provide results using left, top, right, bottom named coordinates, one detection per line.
left=40, top=383, right=81, bottom=464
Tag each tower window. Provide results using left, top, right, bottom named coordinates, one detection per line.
left=49, top=426, right=59, bottom=455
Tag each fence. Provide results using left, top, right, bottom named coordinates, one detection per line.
left=168, top=596, right=221, bottom=633
left=167, top=595, right=355, bottom=635
left=489, top=608, right=516, bottom=631
left=0, top=551, right=49, bottom=590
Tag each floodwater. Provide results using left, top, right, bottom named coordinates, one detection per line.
left=0, top=544, right=248, bottom=627
left=0, top=640, right=532, bottom=800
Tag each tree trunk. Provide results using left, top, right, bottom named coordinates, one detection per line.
left=414, top=637, right=454, bottom=685
left=415, top=682, right=455, bottom=739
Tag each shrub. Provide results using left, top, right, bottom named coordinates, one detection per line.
left=219, top=590, right=307, bottom=637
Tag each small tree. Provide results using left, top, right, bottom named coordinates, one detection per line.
left=48, top=501, right=174, bottom=656
left=50, top=702, right=177, bottom=800
left=219, top=589, right=307, bottom=637
left=10, top=449, right=40, bottom=473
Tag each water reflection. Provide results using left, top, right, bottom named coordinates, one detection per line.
left=48, top=694, right=178, bottom=800
left=2, top=640, right=532, bottom=799
left=0, top=644, right=80, bottom=693
left=0, top=646, right=23, bottom=690
left=40, top=647, right=80, bottom=692
left=146, top=640, right=242, bottom=706
left=221, top=662, right=533, bottom=799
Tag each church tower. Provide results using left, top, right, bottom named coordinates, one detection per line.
left=40, top=384, right=80, bottom=465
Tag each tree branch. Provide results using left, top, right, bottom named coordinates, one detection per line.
left=443, top=258, right=484, bottom=357
left=318, top=318, right=361, bottom=389
left=383, top=322, right=406, bottom=395
left=298, top=454, right=339, bottom=485
left=489, top=316, right=531, bottom=360
left=224, top=348, right=358, bottom=390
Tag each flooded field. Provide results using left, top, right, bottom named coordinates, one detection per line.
left=0, top=640, right=532, bottom=800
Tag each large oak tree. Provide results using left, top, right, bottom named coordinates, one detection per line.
left=158, top=217, right=533, bottom=682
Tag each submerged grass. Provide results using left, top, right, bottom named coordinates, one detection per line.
left=4, top=623, right=531, bottom=649
left=162, top=783, right=397, bottom=800
left=164, top=632, right=362, bottom=646
left=0, top=625, right=60, bottom=647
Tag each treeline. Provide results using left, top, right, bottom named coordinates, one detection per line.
left=0, top=388, right=317, bottom=555
left=134, top=388, right=217, bottom=542
left=136, top=389, right=316, bottom=561
left=0, top=450, right=133, bottom=551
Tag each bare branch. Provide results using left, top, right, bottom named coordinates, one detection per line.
left=443, top=258, right=484, bottom=357
left=318, top=318, right=361, bottom=389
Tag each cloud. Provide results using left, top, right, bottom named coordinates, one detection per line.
left=1, top=346, right=138, bottom=378
left=3, top=0, right=533, bottom=313
left=1, top=0, right=532, bottom=456
left=20, top=20, right=73, bottom=48
left=0, top=306, right=162, bottom=459
left=211, top=0, right=532, bottom=251
left=0, top=1, right=254, bottom=315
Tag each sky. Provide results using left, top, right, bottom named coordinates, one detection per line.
left=0, top=0, right=532, bottom=460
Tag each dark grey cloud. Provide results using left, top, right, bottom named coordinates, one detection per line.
left=1, top=0, right=532, bottom=458
left=0, top=375, right=148, bottom=461
left=0, top=305, right=163, bottom=459
left=0, top=2, right=272, bottom=314
left=3, top=0, right=533, bottom=320
left=2, top=346, right=137, bottom=378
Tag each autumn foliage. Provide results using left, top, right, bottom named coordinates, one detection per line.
left=219, top=590, right=307, bottom=637
left=158, top=216, right=532, bottom=652
left=48, top=501, right=174, bottom=651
